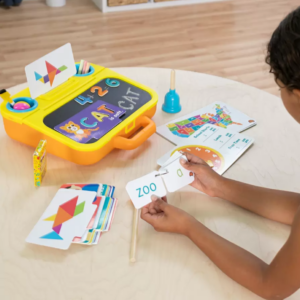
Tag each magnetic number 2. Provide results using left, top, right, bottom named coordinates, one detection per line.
left=105, top=78, right=120, bottom=88
left=136, top=183, right=156, bottom=198
left=75, top=96, right=93, bottom=105
left=91, top=86, right=108, bottom=97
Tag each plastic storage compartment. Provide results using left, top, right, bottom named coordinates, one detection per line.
left=6, top=97, right=38, bottom=113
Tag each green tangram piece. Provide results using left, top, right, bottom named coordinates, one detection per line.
left=59, top=65, right=68, bottom=72
left=74, top=201, right=85, bottom=216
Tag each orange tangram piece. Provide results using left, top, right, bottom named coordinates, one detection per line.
left=48, top=70, right=57, bottom=86
left=53, top=196, right=78, bottom=227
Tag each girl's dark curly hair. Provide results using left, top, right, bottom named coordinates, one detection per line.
left=266, top=7, right=300, bottom=91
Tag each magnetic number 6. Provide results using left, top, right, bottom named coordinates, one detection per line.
left=136, top=183, right=156, bottom=198
left=105, top=78, right=120, bottom=88
left=91, top=86, right=108, bottom=97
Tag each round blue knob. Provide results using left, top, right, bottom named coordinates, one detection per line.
left=162, top=89, right=181, bottom=114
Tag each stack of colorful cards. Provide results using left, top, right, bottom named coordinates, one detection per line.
left=26, top=183, right=117, bottom=250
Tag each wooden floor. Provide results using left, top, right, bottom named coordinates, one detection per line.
left=0, top=0, right=299, bottom=95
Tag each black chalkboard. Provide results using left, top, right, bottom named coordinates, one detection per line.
left=44, top=78, right=152, bottom=134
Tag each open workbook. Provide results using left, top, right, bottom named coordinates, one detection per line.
left=156, top=101, right=256, bottom=146
left=157, top=124, right=254, bottom=175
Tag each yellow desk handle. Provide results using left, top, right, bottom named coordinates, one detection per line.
left=113, top=116, right=156, bottom=150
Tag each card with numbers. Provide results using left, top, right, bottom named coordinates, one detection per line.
left=157, top=124, right=254, bottom=175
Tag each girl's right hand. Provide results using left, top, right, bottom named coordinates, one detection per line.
left=180, top=152, right=225, bottom=197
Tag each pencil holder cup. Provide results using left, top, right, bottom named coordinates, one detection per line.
left=74, top=63, right=95, bottom=77
left=162, top=89, right=181, bottom=114
left=6, top=97, right=38, bottom=113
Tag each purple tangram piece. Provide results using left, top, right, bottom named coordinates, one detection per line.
left=53, top=224, right=62, bottom=234
left=44, top=74, right=49, bottom=83
left=56, top=69, right=61, bottom=74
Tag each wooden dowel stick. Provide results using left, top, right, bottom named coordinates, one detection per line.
left=130, top=208, right=139, bottom=263
left=170, top=69, right=175, bottom=90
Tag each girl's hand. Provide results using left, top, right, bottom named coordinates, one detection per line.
left=141, top=195, right=197, bottom=235
left=180, top=152, right=225, bottom=197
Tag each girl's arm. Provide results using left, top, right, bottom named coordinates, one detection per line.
left=180, top=154, right=300, bottom=225
left=186, top=206, right=300, bottom=300
left=217, top=178, right=300, bottom=225
left=141, top=198, right=300, bottom=300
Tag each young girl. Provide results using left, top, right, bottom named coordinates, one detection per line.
left=141, top=7, right=300, bottom=300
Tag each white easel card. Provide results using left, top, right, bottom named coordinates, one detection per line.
left=156, top=101, right=256, bottom=145
left=26, top=189, right=96, bottom=250
left=25, top=43, right=76, bottom=99
left=157, top=124, right=254, bottom=175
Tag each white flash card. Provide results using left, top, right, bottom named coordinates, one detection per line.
left=25, top=43, right=76, bottom=99
left=126, top=171, right=167, bottom=209
left=161, top=151, right=182, bottom=168
left=26, top=189, right=96, bottom=250
left=160, top=155, right=195, bottom=192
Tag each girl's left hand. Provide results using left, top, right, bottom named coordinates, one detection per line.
left=141, top=195, right=197, bottom=236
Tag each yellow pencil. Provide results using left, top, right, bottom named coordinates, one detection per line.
left=0, top=89, right=14, bottom=105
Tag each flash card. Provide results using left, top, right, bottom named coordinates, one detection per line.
left=160, top=150, right=182, bottom=169
left=126, top=171, right=167, bottom=209
left=25, top=43, right=76, bottom=99
left=26, top=189, right=96, bottom=250
left=160, top=154, right=194, bottom=192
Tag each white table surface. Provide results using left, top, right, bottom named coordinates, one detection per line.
left=1, top=68, right=300, bottom=300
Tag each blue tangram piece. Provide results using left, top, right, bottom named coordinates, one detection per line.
left=35, top=72, right=42, bottom=81
left=40, top=231, right=63, bottom=240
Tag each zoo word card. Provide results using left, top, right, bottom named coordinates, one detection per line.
left=126, top=154, right=194, bottom=209
left=157, top=102, right=256, bottom=145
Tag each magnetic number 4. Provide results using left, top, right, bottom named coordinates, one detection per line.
left=136, top=183, right=156, bottom=198
left=75, top=96, right=93, bottom=105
